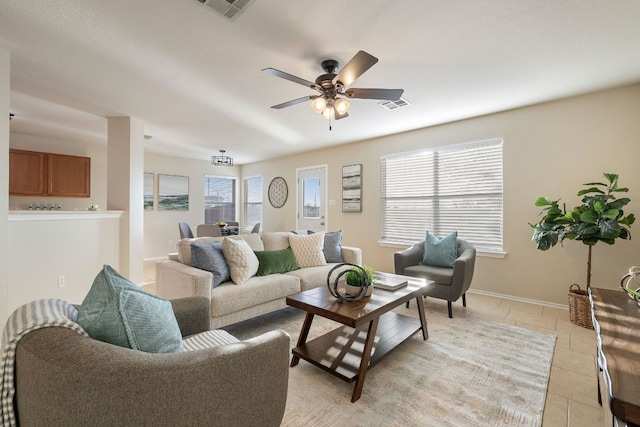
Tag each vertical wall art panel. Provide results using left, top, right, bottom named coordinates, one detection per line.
left=158, top=174, right=189, bottom=211
left=342, top=164, right=362, bottom=212
left=144, top=172, right=154, bottom=210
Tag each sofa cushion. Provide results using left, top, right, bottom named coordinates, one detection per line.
left=77, top=265, right=184, bottom=353
left=254, top=247, right=299, bottom=276
left=221, top=237, right=259, bottom=285
left=421, top=231, right=458, bottom=268
left=286, top=263, right=351, bottom=291
left=288, top=231, right=327, bottom=268
left=177, top=234, right=265, bottom=266
left=261, top=231, right=291, bottom=251
left=210, top=274, right=301, bottom=317
left=190, top=241, right=230, bottom=288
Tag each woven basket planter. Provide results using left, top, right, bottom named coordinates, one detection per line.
left=568, top=284, right=593, bottom=329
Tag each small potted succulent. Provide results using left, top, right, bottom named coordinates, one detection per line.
left=344, top=265, right=375, bottom=297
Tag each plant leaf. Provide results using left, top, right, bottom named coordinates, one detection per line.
left=577, top=187, right=605, bottom=196
left=534, top=197, right=552, bottom=207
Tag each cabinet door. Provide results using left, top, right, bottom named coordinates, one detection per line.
left=47, top=153, right=91, bottom=197
left=9, top=149, right=46, bottom=195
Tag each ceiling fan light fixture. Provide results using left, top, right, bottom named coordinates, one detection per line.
left=211, top=149, right=233, bottom=167
left=321, top=106, right=334, bottom=120
left=310, top=97, right=326, bottom=114
left=334, top=98, right=350, bottom=115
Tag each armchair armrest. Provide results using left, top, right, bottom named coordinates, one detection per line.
left=451, top=247, right=477, bottom=294
left=394, top=242, right=424, bottom=274
left=155, top=260, right=213, bottom=300
left=170, top=297, right=211, bottom=337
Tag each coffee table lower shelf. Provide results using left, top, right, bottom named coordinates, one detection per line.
left=291, top=311, right=421, bottom=383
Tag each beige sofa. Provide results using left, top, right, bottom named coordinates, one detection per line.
left=156, top=231, right=362, bottom=328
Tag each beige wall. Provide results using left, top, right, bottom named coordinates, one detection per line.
left=242, top=84, right=640, bottom=305
left=9, top=133, right=108, bottom=211
left=143, top=152, right=240, bottom=259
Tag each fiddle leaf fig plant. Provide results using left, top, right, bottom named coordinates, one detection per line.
left=530, top=173, right=634, bottom=287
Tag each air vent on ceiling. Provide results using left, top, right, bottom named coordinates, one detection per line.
left=379, top=98, right=411, bottom=110
left=196, top=0, right=255, bottom=21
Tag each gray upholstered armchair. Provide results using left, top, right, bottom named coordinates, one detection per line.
left=394, top=239, right=476, bottom=318
left=14, top=297, right=290, bottom=427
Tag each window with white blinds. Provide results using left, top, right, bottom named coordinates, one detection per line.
left=244, top=176, right=263, bottom=227
left=204, top=176, right=236, bottom=223
left=380, top=138, right=503, bottom=252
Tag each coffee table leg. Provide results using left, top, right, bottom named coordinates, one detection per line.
left=416, top=295, right=429, bottom=340
left=351, top=317, right=380, bottom=403
left=290, top=312, right=314, bottom=367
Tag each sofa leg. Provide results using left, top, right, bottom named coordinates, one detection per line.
left=447, top=301, right=453, bottom=318
left=462, top=293, right=467, bottom=307
left=405, top=301, right=409, bottom=309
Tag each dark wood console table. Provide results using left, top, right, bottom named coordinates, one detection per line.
left=589, top=288, right=640, bottom=427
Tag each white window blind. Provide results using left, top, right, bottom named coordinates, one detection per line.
left=244, top=176, right=263, bottom=227
left=204, top=176, right=236, bottom=223
left=380, top=139, right=503, bottom=252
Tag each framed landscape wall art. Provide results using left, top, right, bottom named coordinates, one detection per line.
left=342, top=164, right=362, bottom=212
left=158, top=174, right=189, bottom=211
left=144, top=172, right=154, bottom=210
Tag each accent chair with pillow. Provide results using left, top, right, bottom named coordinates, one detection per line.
left=394, top=231, right=476, bottom=318
left=7, top=286, right=289, bottom=426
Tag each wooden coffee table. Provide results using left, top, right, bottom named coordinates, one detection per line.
left=285, top=274, right=432, bottom=402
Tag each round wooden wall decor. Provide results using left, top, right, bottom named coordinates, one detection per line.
left=268, top=176, right=288, bottom=208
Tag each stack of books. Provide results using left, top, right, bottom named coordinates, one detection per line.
left=373, top=272, right=408, bottom=291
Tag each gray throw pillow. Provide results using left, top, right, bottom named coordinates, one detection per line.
left=303, top=229, right=344, bottom=263
left=191, top=241, right=230, bottom=288
left=323, top=230, right=344, bottom=263
left=77, top=265, right=184, bottom=353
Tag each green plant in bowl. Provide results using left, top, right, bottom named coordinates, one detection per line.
left=345, top=265, right=374, bottom=287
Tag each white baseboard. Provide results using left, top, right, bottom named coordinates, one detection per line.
left=468, top=289, right=569, bottom=310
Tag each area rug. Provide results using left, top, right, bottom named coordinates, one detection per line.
left=224, top=305, right=556, bottom=427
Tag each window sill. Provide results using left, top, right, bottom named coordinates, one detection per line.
left=377, top=240, right=506, bottom=259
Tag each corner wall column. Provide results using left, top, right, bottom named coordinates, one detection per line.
left=107, top=117, right=144, bottom=284
left=0, top=48, right=9, bottom=323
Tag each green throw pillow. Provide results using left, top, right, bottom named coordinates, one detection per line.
left=254, top=247, right=300, bottom=276
left=421, top=231, right=458, bottom=268
left=77, top=265, right=184, bottom=353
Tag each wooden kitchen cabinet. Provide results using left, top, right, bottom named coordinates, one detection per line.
left=9, top=149, right=46, bottom=195
left=9, top=149, right=91, bottom=198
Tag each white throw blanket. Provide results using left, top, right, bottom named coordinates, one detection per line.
left=1, top=299, right=88, bottom=426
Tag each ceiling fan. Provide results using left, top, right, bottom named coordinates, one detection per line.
left=262, top=51, right=404, bottom=126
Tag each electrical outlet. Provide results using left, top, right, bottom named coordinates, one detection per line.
left=168, top=240, right=173, bottom=246
left=58, top=275, right=65, bottom=287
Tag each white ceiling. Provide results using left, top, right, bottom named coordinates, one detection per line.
left=2, top=0, right=640, bottom=165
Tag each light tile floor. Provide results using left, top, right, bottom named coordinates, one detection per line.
left=143, top=260, right=603, bottom=427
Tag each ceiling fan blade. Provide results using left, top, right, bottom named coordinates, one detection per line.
left=262, top=68, right=317, bottom=89
left=270, top=95, right=318, bottom=109
left=332, top=51, right=378, bottom=88
left=344, top=88, right=404, bottom=100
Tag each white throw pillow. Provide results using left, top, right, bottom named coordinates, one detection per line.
left=288, top=231, right=327, bottom=268
left=221, top=237, right=259, bottom=285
